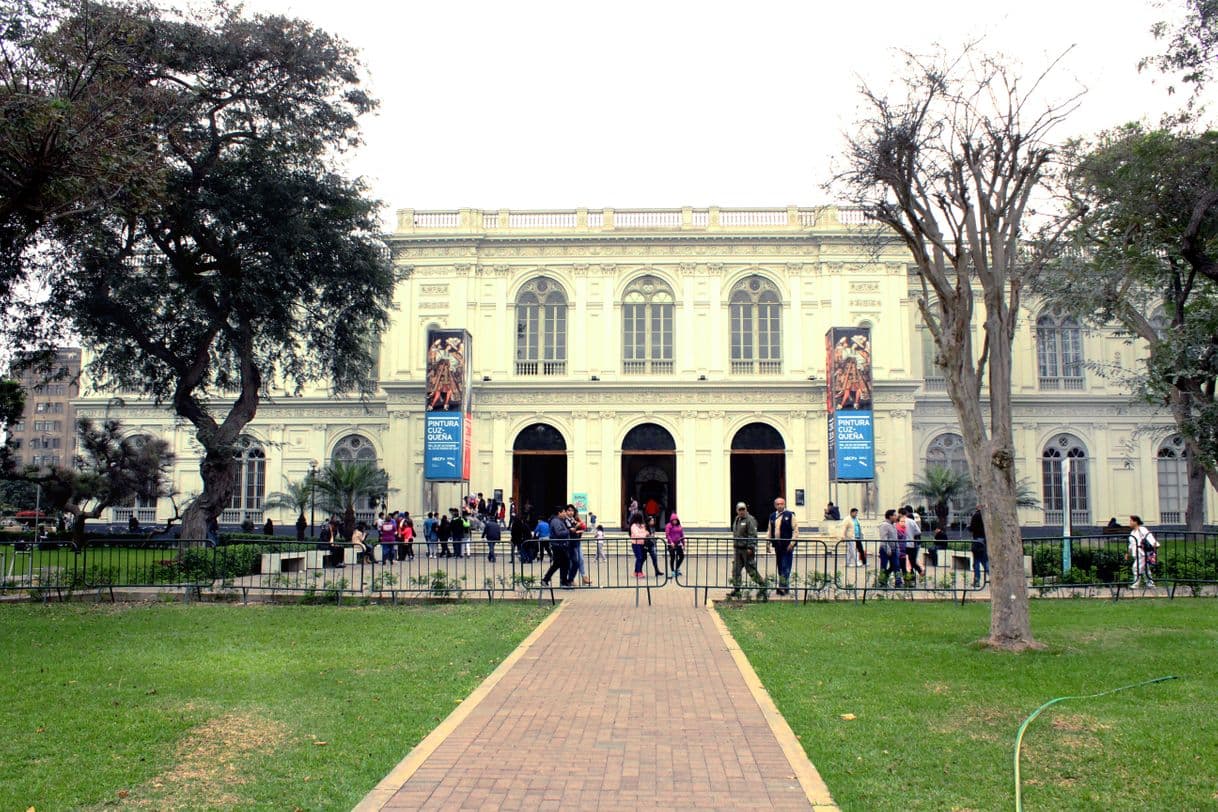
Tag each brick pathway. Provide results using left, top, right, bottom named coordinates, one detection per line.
left=356, top=584, right=836, bottom=811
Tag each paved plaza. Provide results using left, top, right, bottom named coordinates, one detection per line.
left=355, top=585, right=837, bottom=811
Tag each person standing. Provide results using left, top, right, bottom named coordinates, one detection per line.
left=644, top=515, right=663, bottom=577
left=379, top=513, right=398, bottom=564
left=397, top=511, right=415, bottom=560
left=510, top=512, right=529, bottom=563
left=969, top=505, right=988, bottom=588
left=295, top=512, right=307, bottom=541
left=842, top=507, right=865, bottom=567
left=768, top=496, right=798, bottom=596
left=565, top=506, right=590, bottom=586
left=533, top=514, right=551, bottom=562
left=665, top=514, right=686, bottom=577
left=594, top=524, right=606, bottom=561
left=436, top=513, right=451, bottom=558
left=423, top=512, right=438, bottom=558
left=878, top=509, right=901, bottom=587
left=629, top=512, right=648, bottom=578
left=728, top=502, right=764, bottom=598
left=1127, top=514, right=1158, bottom=588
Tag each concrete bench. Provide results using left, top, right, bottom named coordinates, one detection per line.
left=261, top=550, right=330, bottom=573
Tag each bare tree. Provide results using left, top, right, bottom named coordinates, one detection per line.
left=834, top=48, right=1081, bottom=650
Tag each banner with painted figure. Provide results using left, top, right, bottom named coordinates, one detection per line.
left=425, top=329, right=473, bottom=481
left=826, top=326, right=874, bottom=481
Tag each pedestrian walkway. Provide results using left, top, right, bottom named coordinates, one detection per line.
left=356, top=585, right=837, bottom=811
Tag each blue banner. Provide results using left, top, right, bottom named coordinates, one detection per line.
left=833, top=412, right=874, bottom=480
left=424, top=412, right=463, bottom=480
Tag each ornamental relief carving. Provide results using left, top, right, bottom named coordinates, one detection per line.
left=850, top=299, right=883, bottom=308
left=420, top=284, right=449, bottom=295
left=849, top=281, right=880, bottom=292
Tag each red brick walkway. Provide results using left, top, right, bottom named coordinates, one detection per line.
left=356, top=585, right=836, bottom=811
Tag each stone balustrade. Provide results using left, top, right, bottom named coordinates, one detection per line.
left=394, top=206, right=873, bottom=233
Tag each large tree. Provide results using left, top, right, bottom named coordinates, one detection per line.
left=55, top=3, right=393, bottom=540
left=0, top=0, right=165, bottom=310
left=1047, top=125, right=1218, bottom=530
left=835, top=49, right=1080, bottom=650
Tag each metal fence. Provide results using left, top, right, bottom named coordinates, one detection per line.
left=2, top=531, right=1214, bottom=604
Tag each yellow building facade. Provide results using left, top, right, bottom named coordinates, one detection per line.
left=78, top=206, right=1215, bottom=530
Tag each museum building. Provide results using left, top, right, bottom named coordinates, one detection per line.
left=77, top=206, right=1215, bottom=531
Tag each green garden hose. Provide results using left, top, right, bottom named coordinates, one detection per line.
left=1013, top=675, right=1178, bottom=811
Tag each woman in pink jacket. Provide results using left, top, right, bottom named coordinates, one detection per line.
left=665, top=514, right=686, bottom=578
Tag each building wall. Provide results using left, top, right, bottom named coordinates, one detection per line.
left=75, top=207, right=1215, bottom=530
left=7, top=348, right=81, bottom=471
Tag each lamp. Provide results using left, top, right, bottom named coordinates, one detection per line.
left=590, top=375, right=600, bottom=381
left=482, top=375, right=491, bottom=382
left=308, top=459, right=318, bottom=538
left=697, top=374, right=707, bottom=381
left=807, top=375, right=816, bottom=381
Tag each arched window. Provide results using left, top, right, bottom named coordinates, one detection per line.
left=1157, top=435, right=1198, bottom=524
left=332, top=434, right=380, bottom=517
left=1042, top=433, right=1089, bottom=526
left=1036, top=311, right=1084, bottom=390
left=925, top=432, right=976, bottom=519
left=228, top=436, right=266, bottom=523
left=516, top=277, right=567, bottom=375
left=331, top=434, right=377, bottom=464
left=113, top=434, right=158, bottom=525
left=622, top=275, right=674, bottom=374
left=729, top=275, right=782, bottom=375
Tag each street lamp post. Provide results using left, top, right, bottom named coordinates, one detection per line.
left=308, top=459, right=318, bottom=538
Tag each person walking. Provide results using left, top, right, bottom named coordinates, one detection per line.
left=767, top=496, right=798, bottom=595
left=629, top=512, right=649, bottom=578
left=900, top=506, right=925, bottom=586
left=510, top=513, right=530, bottom=563
left=1127, top=514, right=1159, bottom=588
left=566, top=506, right=591, bottom=586
left=594, top=524, right=606, bottom=561
left=969, top=505, right=988, bottom=588
left=542, top=507, right=572, bottom=588
left=878, top=509, right=901, bottom=587
left=842, top=507, right=865, bottom=567
left=728, top=502, right=765, bottom=598
left=665, top=514, right=686, bottom=577
left=482, top=515, right=502, bottom=562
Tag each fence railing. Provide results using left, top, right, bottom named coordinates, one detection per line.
left=3, top=532, right=1214, bottom=603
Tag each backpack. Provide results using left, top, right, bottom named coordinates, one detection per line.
left=1140, top=531, right=1157, bottom=554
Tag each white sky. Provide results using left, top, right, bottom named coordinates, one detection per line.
left=236, top=0, right=1202, bottom=222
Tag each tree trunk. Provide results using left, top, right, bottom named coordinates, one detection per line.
left=1186, top=452, right=1207, bottom=533
left=71, top=512, right=88, bottom=545
left=180, top=446, right=239, bottom=541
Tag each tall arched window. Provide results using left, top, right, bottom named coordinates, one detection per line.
left=925, top=432, right=976, bottom=519
left=1036, top=311, right=1084, bottom=390
left=1157, top=435, right=1197, bottom=524
left=516, top=277, right=567, bottom=376
left=228, top=436, right=266, bottom=523
left=1042, top=433, right=1089, bottom=526
left=622, top=275, right=674, bottom=374
left=113, top=434, right=159, bottom=525
left=332, top=434, right=380, bottom=518
left=729, top=275, right=782, bottom=375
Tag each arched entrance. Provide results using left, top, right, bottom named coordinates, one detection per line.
left=512, top=424, right=567, bottom=524
left=621, top=423, right=676, bottom=529
left=730, top=423, right=785, bottom=524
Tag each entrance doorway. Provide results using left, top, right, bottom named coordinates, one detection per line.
left=621, top=423, right=676, bottom=529
left=730, top=423, right=785, bottom=525
left=512, top=423, right=567, bottom=524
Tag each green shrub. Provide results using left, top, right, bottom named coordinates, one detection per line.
left=1031, top=544, right=1063, bottom=578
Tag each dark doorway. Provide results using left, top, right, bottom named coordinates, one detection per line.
left=730, top=423, right=785, bottom=526
left=621, top=423, right=677, bottom=529
left=512, top=424, right=567, bottom=524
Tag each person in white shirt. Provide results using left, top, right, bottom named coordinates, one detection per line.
left=842, top=508, right=865, bottom=566
left=1127, top=514, right=1159, bottom=588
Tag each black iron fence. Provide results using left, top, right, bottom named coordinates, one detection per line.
left=2, top=531, right=1214, bottom=603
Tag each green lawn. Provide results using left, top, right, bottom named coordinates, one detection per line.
left=719, top=600, right=1218, bottom=811
left=0, top=601, right=550, bottom=810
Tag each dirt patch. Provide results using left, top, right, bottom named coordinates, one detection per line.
left=1049, top=713, right=1110, bottom=734
left=932, top=705, right=1013, bottom=743
left=128, top=712, right=289, bottom=809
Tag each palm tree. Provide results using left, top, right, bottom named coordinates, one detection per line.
left=906, top=465, right=973, bottom=531
left=263, top=476, right=314, bottom=535
left=313, top=460, right=390, bottom=540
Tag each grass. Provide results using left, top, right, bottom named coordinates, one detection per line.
left=718, top=599, right=1218, bottom=811
left=0, top=601, right=550, bottom=810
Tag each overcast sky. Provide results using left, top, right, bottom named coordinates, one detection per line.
left=198, top=1, right=1212, bottom=217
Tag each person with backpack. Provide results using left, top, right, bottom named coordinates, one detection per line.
left=768, top=496, right=798, bottom=596
left=1127, top=514, right=1159, bottom=588
left=541, top=506, right=572, bottom=588
left=379, top=513, right=398, bottom=564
